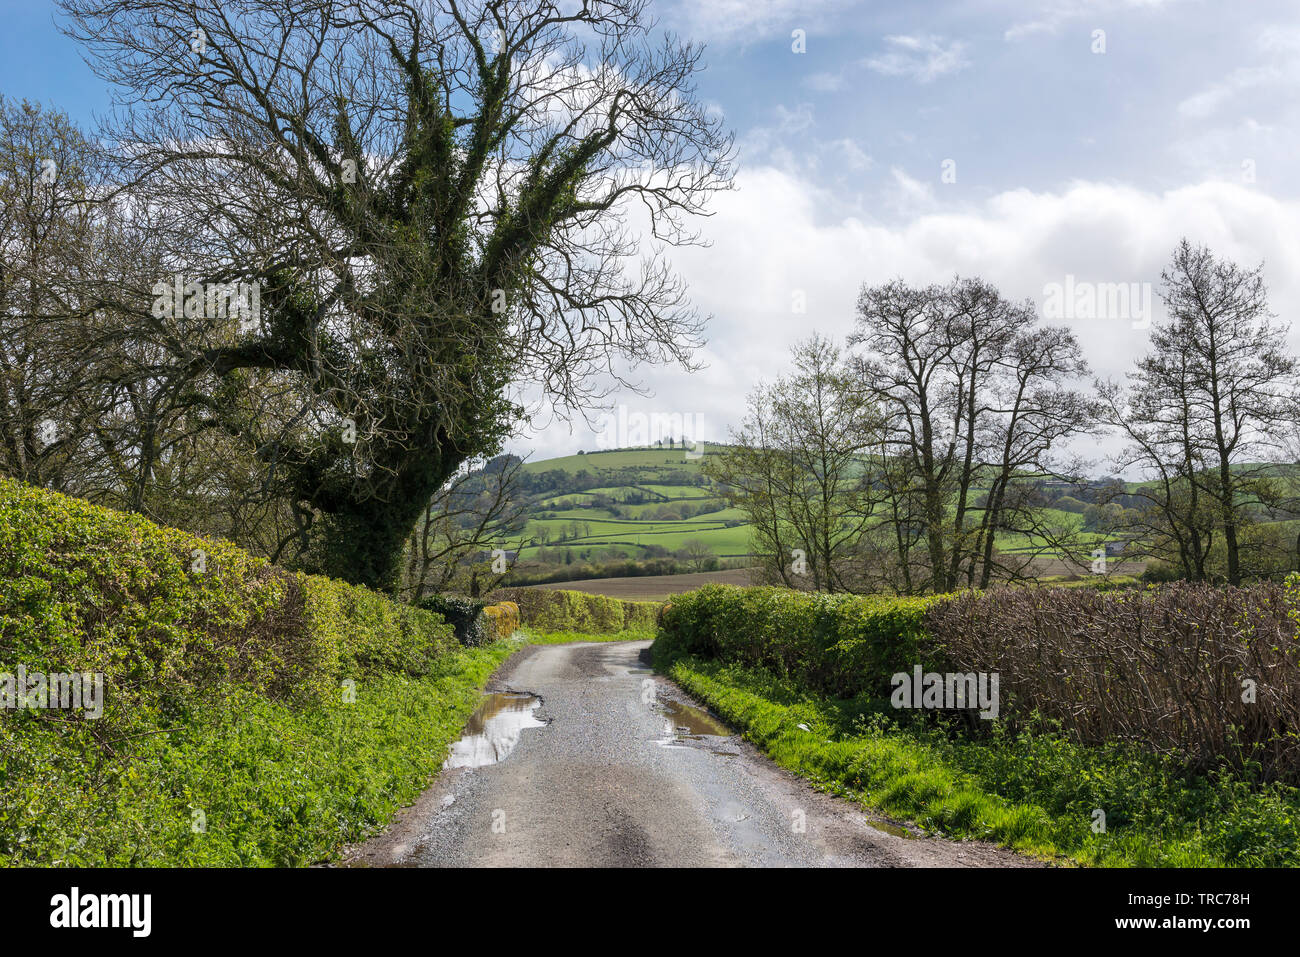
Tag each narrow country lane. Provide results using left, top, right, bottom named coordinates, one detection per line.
left=345, top=641, right=1044, bottom=868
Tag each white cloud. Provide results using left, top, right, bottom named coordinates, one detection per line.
left=1177, top=26, right=1300, bottom=117
left=1004, top=0, right=1189, bottom=42
left=864, top=35, right=970, bottom=83
left=803, top=70, right=847, bottom=92
left=512, top=167, right=1300, bottom=462
left=662, top=0, right=856, bottom=46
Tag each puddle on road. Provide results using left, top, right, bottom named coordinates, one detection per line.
left=656, top=698, right=733, bottom=748
left=443, top=692, right=546, bottom=769
left=660, top=699, right=731, bottom=736
left=864, top=818, right=916, bottom=839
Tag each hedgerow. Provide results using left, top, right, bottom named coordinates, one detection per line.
left=655, top=584, right=940, bottom=698
left=927, top=582, right=1300, bottom=781
left=0, top=477, right=489, bottom=866
left=655, top=580, right=1300, bottom=782
left=655, top=581, right=1300, bottom=865
left=487, top=586, right=658, bottom=633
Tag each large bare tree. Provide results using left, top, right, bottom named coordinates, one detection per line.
left=849, top=277, right=1094, bottom=593
left=1102, top=240, right=1297, bottom=585
left=59, top=0, right=734, bottom=588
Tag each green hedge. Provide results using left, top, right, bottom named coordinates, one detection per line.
left=655, top=580, right=1300, bottom=782
left=655, top=584, right=940, bottom=698
left=487, top=586, right=659, bottom=633
left=0, top=477, right=479, bottom=865
left=415, top=594, right=490, bottom=647
left=0, top=477, right=457, bottom=712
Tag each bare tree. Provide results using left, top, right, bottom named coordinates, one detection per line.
left=707, top=335, right=879, bottom=591
left=971, top=326, right=1098, bottom=587
left=397, top=453, right=531, bottom=599
left=849, top=277, right=1094, bottom=593
left=677, top=537, right=714, bottom=572
left=1101, top=240, right=1297, bottom=585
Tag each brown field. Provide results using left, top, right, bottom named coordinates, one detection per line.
left=522, top=566, right=758, bottom=601
left=518, top=557, right=1148, bottom=601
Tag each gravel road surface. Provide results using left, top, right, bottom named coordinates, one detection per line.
left=344, top=640, right=1044, bottom=868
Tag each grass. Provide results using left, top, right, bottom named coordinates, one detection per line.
left=3, top=640, right=518, bottom=866
left=3, top=626, right=652, bottom=867
left=661, top=656, right=1300, bottom=868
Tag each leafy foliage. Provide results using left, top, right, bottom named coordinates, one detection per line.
left=656, top=584, right=940, bottom=698
left=666, top=658, right=1300, bottom=867
left=0, top=477, right=493, bottom=865
left=488, top=586, right=659, bottom=634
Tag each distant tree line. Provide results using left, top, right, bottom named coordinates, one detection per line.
left=708, top=242, right=1300, bottom=593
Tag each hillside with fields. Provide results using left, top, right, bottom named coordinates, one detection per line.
left=496, top=447, right=1300, bottom=588
left=509, top=445, right=749, bottom=566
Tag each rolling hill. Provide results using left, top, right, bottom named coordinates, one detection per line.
left=510, top=443, right=746, bottom=564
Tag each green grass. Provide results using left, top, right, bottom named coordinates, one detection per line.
left=3, top=624, right=653, bottom=866
left=3, top=638, right=519, bottom=866
left=662, top=657, right=1300, bottom=867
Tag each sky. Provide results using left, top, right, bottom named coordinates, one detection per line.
left=4, top=0, right=1299, bottom=468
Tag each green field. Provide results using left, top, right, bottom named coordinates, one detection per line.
left=506, top=446, right=1300, bottom=571
left=513, top=445, right=747, bottom=560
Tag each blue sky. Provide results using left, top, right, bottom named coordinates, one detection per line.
left=5, top=0, right=1299, bottom=464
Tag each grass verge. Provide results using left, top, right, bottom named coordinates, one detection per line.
left=663, top=657, right=1300, bottom=868
left=3, top=640, right=519, bottom=866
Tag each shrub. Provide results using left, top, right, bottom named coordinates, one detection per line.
left=415, top=594, right=489, bottom=647
left=656, top=585, right=941, bottom=698
left=1141, top=559, right=1183, bottom=583
left=924, top=582, right=1300, bottom=781
left=483, top=601, right=520, bottom=640
left=487, top=587, right=659, bottom=633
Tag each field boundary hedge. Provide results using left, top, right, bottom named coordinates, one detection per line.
left=487, top=586, right=658, bottom=633
left=656, top=581, right=1300, bottom=780
left=0, top=478, right=483, bottom=865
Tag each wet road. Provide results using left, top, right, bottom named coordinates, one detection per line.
left=345, top=640, right=1041, bottom=868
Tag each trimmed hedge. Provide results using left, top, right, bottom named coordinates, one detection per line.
left=654, top=580, right=1300, bottom=781
left=928, top=582, right=1300, bottom=780
left=483, top=601, right=520, bottom=640
left=0, top=477, right=457, bottom=716
left=655, top=584, right=940, bottom=698
left=0, top=477, right=482, bottom=865
left=487, top=586, right=659, bottom=634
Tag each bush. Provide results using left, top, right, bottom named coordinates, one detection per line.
left=925, top=582, right=1300, bottom=781
left=487, top=587, right=659, bottom=633
left=0, top=477, right=486, bottom=865
left=483, top=601, right=520, bottom=640
left=415, top=594, right=489, bottom=647
left=656, top=585, right=940, bottom=698
left=1141, top=559, right=1183, bottom=583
